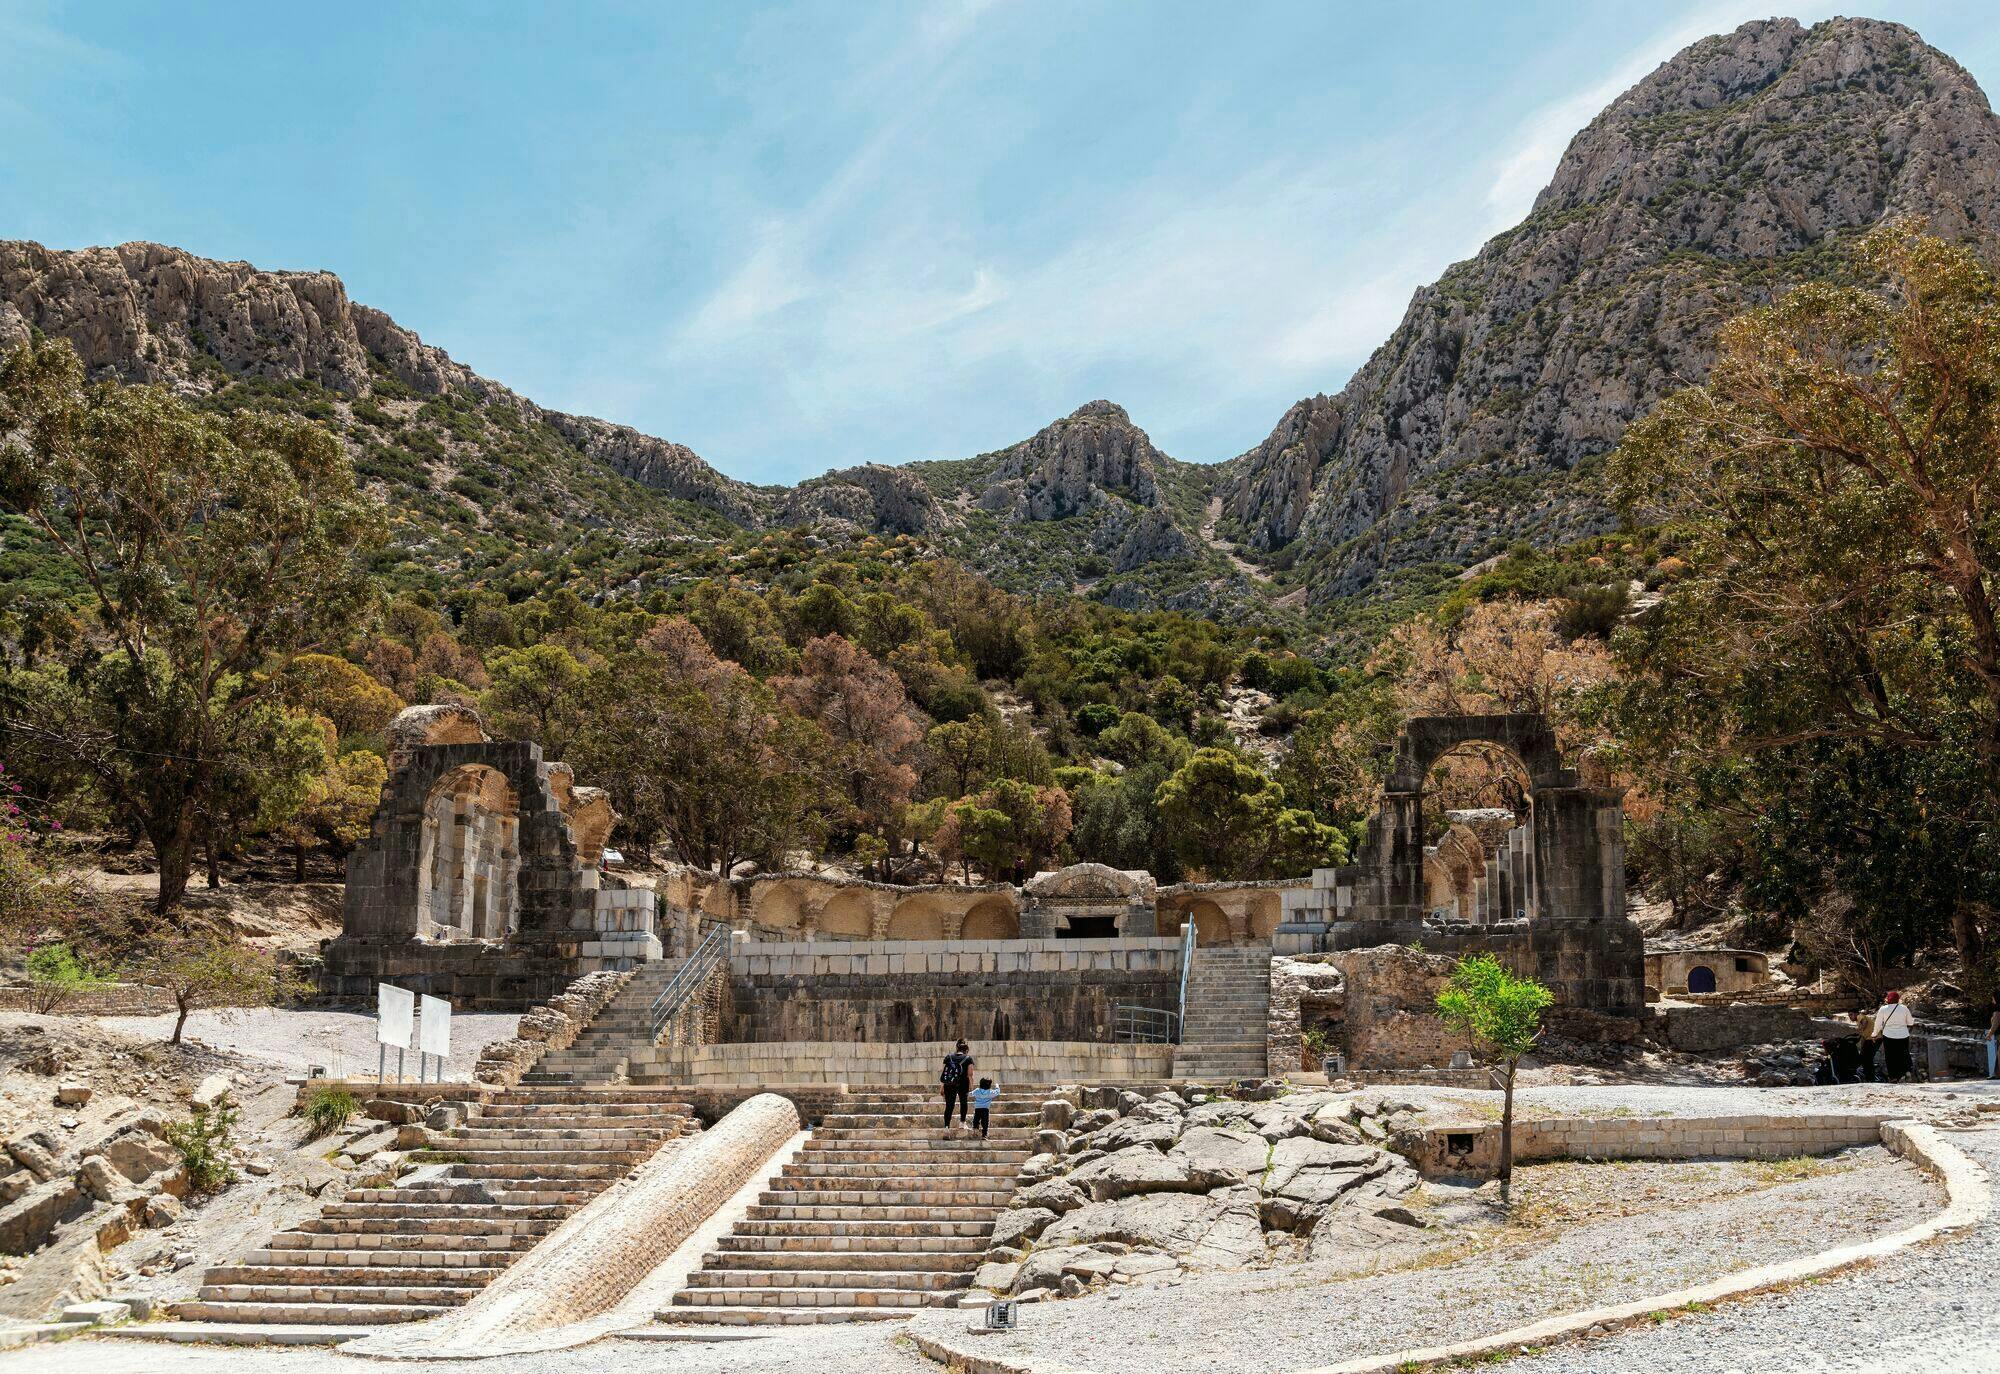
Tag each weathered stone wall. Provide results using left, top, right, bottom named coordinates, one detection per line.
left=642, top=1039, right=1176, bottom=1086
left=1267, top=957, right=1346, bottom=1076
left=0, top=983, right=180, bottom=1015
left=1411, top=1111, right=1894, bottom=1178
left=715, top=938, right=1181, bottom=1044
left=473, top=969, right=631, bottom=1085
left=1646, top=948, right=1771, bottom=999
left=1663, top=1003, right=1853, bottom=1054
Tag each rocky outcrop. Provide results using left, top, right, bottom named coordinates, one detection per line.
left=1224, top=17, right=2000, bottom=597
left=779, top=463, right=947, bottom=536
left=0, top=239, right=760, bottom=524
left=981, top=1085, right=1425, bottom=1299
left=981, top=401, right=1166, bottom=521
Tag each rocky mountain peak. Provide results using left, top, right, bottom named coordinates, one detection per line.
left=1222, top=15, right=2000, bottom=600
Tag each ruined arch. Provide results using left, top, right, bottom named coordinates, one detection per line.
left=1169, top=898, right=1230, bottom=947
left=417, top=763, right=519, bottom=941
left=752, top=880, right=810, bottom=933
left=815, top=888, right=877, bottom=940
left=1247, top=891, right=1284, bottom=942
left=886, top=894, right=951, bottom=941
left=961, top=895, right=1019, bottom=940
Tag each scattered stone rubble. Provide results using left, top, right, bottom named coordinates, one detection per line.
left=976, top=1085, right=1427, bottom=1299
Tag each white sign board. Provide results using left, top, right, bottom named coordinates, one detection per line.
left=418, top=994, right=452, bottom=1059
left=377, top=984, right=414, bottom=1049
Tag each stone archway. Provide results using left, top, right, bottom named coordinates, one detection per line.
left=417, top=764, right=520, bottom=941
left=1247, top=892, right=1283, bottom=942
left=752, top=880, right=810, bottom=934
left=887, top=894, right=951, bottom=941
left=1350, top=713, right=1625, bottom=929
left=961, top=895, right=1019, bottom=940
left=815, top=888, right=876, bottom=940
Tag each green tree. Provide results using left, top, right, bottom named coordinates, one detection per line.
left=925, top=719, right=994, bottom=798
left=1611, top=223, right=2000, bottom=970
left=1434, top=954, right=1553, bottom=1204
left=933, top=780, right=1071, bottom=882
left=140, top=930, right=283, bottom=1045
left=1155, top=747, right=1344, bottom=880
left=480, top=643, right=591, bottom=758
left=0, top=338, right=381, bottom=914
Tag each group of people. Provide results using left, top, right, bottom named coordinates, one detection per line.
left=940, top=1039, right=998, bottom=1137
left=1820, top=990, right=1916, bottom=1084
left=1816, top=989, right=2000, bottom=1084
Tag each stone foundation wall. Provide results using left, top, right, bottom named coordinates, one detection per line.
left=0, top=984, right=181, bottom=1015
left=719, top=938, right=1182, bottom=1044
left=638, top=1039, right=1176, bottom=1086
left=1411, top=1111, right=1894, bottom=1177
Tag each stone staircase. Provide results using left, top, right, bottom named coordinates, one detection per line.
left=1173, top=946, right=1272, bottom=1080
left=173, top=1087, right=698, bottom=1326
left=526, top=958, right=684, bottom=1085
left=662, top=1089, right=1040, bottom=1326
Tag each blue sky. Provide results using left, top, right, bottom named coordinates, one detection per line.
left=5, top=2, right=1998, bottom=484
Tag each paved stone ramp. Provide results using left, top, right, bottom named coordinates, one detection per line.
left=527, top=958, right=685, bottom=1085
left=1174, top=947, right=1272, bottom=1080
left=172, top=1087, right=697, bottom=1326
left=663, top=1089, right=1040, bottom=1326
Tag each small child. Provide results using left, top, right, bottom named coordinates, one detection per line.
left=969, top=1077, right=998, bottom=1139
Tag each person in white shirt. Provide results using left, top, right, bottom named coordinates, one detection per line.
left=1872, top=990, right=1914, bottom=1082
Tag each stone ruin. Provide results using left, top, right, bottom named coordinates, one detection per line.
left=1279, top=713, right=1645, bottom=1014
left=319, top=705, right=660, bottom=1007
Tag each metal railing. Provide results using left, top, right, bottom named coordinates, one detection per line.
left=1112, top=1005, right=1180, bottom=1044
left=1174, top=915, right=1197, bottom=1043
left=647, top=923, right=729, bottom=1043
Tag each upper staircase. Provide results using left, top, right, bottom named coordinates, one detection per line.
left=526, top=958, right=685, bottom=1085
left=172, top=1086, right=697, bottom=1326
left=1173, top=946, right=1272, bottom=1080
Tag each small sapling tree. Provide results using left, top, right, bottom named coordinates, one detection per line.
left=1435, top=953, right=1553, bottom=1204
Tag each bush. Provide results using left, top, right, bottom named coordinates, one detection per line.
left=23, top=942, right=108, bottom=1015
left=300, top=1084, right=358, bottom=1140
left=166, top=1097, right=239, bottom=1194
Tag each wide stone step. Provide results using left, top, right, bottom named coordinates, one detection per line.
left=717, top=1233, right=986, bottom=1256
left=746, top=1204, right=999, bottom=1223
left=199, top=1284, right=476, bottom=1307
left=734, top=1218, right=994, bottom=1239
left=688, top=1268, right=963, bottom=1292
left=208, top=1265, right=501, bottom=1288
left=295, top=1217, right=561, bottom=1238
left=252, top=1244, right=527, bottom=1266
left=324, top=1201, right=578, bottom=1222
left=802, top=1149, right=1023, bottom=1166
left=782, top=1163, right=1018, bottom=1181
left=705, top=1249, right=977, bottom=1273
left=658, top=1306, right=911, bottom=1326
left=171, top=1300, right=447, bottom=1326
left=444, top=1162, right=639, bottom=1182
left=671, top=1286, right=933, bottom=1311
left=760, top=1184, right=1016, bottom=1200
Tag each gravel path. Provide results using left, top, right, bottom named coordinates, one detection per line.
left=94, top=1007, right=521, bottom=1081
left=905, top=1149, right=1944, bottom=1374
left=1407, top=1078, right=2000, bottom=1122
left=1500, top=1127, right=2000, bottom=1374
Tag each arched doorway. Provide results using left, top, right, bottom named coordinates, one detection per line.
left=1687, top=965, right=1717, bottom=994
left=417, top=764, right=520, bottom=941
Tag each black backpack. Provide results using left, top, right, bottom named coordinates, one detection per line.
left=941, top=1052, right=967, bottom=1085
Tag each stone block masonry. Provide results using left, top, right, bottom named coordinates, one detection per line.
left=638, top=1039, right=1175, bottom=1087
left=721, top=938, right=1183, bottom=1045
left=1411, top=1111, right=1896, bottom=1178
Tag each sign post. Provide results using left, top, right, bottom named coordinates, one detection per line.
left=377, top=984, right=414, bottom=1085
left=419, top=995, right=452, bottom=1083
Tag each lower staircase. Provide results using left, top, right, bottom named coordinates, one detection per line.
left=526, top=958, right=685, bottom=1085
left=1173, top=946, right=1273, bottom=1080
left=173, top=1087, right=697, bottom=1326
left=663, top=1089, right=1039, bottom=1326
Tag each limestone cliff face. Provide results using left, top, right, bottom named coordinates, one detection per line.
left=981, top=400, right=1166, bottom=521
left=779, top=463, right=947, bottom=536
left=1224, top=16, right=2000, bottom=598
left=0, top=239, right=761, bottom=524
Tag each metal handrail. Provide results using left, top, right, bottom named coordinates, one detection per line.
left=1174, top=917, right=1196, bottom=1045
left=648, top=923, right=730, bottom=1042
left=1113, top=1005, right=1179, bottom=1044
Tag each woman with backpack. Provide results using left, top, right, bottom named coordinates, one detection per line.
left=940, top=1040, right=974, bottom=1134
